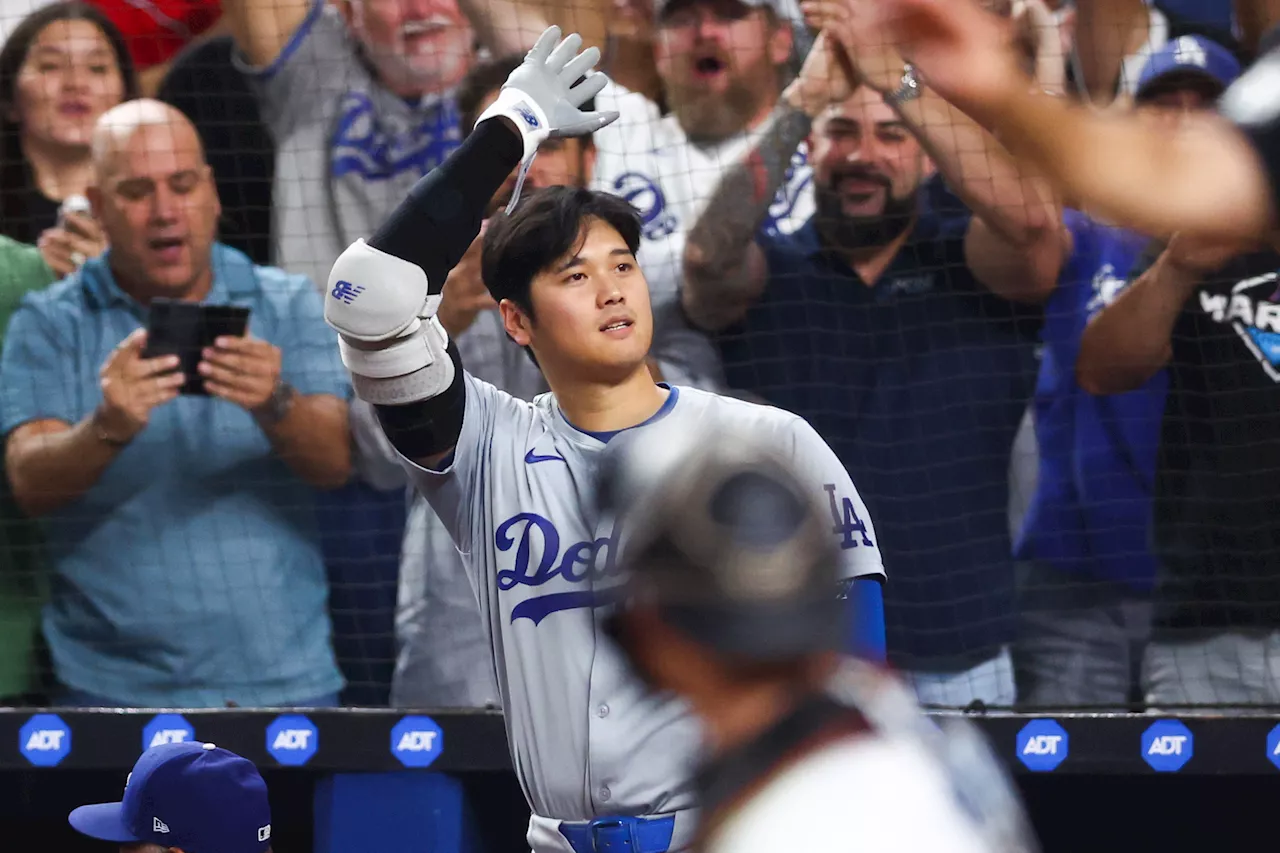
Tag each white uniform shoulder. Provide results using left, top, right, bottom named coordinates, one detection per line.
left=708, top=735, right=995, bottom=853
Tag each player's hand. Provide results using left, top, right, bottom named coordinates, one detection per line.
left=198, top=334, right=283, bottom=413
left=801, top=0, right=905, bottom=97
left=868, top=0, right=1026, bottom=109
left=438, top=226, right=498, bottom=339
left=96, top=328, right=185, bottom=443
left=37, top=212, right=107, bottom=278
left=476, top=25, right=620, bottom=162
left=784, top=30, right=859, bottom=118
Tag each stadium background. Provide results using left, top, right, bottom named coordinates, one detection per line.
left=0, top=0, right=1277, bottom=850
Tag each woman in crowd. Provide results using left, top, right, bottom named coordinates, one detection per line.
left=0, top=1, right=137, bottom=276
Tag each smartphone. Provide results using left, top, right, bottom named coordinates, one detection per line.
left=143, top=299, right=251, bottom=395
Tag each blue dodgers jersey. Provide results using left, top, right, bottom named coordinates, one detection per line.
left=1015, top=210, right=1166, bottom=589
left=405, top=377, right=883, bottom=824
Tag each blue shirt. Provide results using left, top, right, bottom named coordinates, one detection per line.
left=0, top=244, right=348, bottom=706
left=717, top=185, right=1040, bottom=665
left=1015, top=211, right=1165, bottom=590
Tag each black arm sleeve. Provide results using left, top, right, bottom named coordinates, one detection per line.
left=1219, top=46, right=1280, bottom=220
left=375, top=341, right=466, bottom=461
left=368, top=117, right=523, bottom=290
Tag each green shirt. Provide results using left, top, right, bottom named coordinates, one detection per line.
left=0, top=235, right=54, bottom=699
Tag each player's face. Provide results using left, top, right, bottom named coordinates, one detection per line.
left=342, top=0, right=475, bottom=96
left=655, top=0, right=792, bottom=142
left=503, top=218, right=653, bottom=384
left=810, top=88, right=927, bottom=249
left=13, top=19, right=127, bottom=151
left=473, top=90, right=599, bottom=214
left=89, top=120, right=221, bottom=301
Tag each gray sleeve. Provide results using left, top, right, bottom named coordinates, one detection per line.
left=403, top=373, right=526, bottom=559
left=777, top=414, right=885, bottom=581
left=235, top=0, right=355, bottom=142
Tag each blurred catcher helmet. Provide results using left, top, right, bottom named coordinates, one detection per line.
left=601, top=420, right=845, bottom=663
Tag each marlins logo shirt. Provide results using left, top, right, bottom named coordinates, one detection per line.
left=1149, top=250, right=1280, bottom=633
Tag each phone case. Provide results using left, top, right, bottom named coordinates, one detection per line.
left=144, top=299, right=251, bottom=395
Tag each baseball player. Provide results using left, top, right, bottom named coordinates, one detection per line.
left=601, top=423, right=1038, bottom=853
left=868, top=0, right=1280, bottom=244
left=324, top=25, right=885, bottom=853
left=68, top=741, right=272, bottom=852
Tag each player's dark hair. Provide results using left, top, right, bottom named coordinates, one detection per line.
left=457, top=54, right=597, bottom=139
left=481, top=186, right=643, bottom=319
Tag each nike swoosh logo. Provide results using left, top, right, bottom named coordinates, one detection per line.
left=524, top=449, right=567, bottom=465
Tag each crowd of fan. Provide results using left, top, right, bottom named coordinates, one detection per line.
left=0, top=0, right=1268, bottom=713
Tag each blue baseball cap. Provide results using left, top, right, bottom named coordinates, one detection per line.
left=1135, top=35, right=1241, bottom=101
left=69, top=741, right=271, bottom=853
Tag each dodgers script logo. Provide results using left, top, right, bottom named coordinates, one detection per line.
left=494, top=513, right=623, bottom=625
left=763, top=148, right=812, bottom=235
left=1198, top=270, right=1280, bottom=381
left=611, top=172, right=678, bottom=241
left=331, top=93, right=462, bottom=182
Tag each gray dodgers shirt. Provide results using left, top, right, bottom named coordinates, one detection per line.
left=238, top=0, right=464, bottom=292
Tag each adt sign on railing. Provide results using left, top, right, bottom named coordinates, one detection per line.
left=143, top=714, right=195, bottom=752
left=1266, top=724, right=1280, bottom=769
left=266, top=714, right=318, bottom=766
left=1015, top=719, right=1069, bottom=771
left=20, top=714, right=71, bottom=767
left=391, top=715, right=444, bottom=768
left=1141, top=720, right=1194, bottom=772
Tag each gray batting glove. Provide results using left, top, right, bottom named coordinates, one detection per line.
left=475, top=25, right=619, bottom=164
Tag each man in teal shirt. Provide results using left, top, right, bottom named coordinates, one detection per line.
left=0, top=100, right=352, bottom=707
left=0, top=235, right=55, bottom=705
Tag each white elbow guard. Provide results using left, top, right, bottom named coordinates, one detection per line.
left=326, top=238, right=454, bottom=406
left=338, top=316, right=456, bottom=407
left=324, top=238, right=442, bottom=342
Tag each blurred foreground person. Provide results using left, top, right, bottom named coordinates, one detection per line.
left=871, top=0, right=1280, bottom=243
left=601, top=423, right=1038, bottom=853
left=69, top=741, right=272, bottom=853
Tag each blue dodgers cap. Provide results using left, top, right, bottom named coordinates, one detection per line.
left=1135, top=35, right=1242, bottom=100
left=69, top=741, right=271, bottom=853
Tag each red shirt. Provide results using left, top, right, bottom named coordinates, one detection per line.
left=87, top=0, right=223, bottom=69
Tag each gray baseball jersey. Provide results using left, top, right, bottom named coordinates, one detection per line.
left=404, top=377, right=884, bottom=850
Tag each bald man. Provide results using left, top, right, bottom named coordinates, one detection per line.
left=0, top=99, right=354, bottom=708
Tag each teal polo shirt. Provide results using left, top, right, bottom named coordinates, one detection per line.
left=0, top=244, right=348, bottom=706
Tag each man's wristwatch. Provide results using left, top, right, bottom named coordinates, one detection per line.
left=885, top=64, right=923, bottom=108
left=253, top=380, right=297, bottom=428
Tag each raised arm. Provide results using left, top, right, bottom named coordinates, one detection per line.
left=1076, top=235, right=1241, bottom=395
left=323, top=27, right=617, bottom=469
left=682, top=32, right=853, bottom=333
left=872, top=0, right=1278, bottom=242
left=221, top=0, right=313, bottom=69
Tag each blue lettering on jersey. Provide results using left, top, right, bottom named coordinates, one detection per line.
left=331, top=93, right=463, bottom=182
left=611, top=172, right=678, bottom=241
left=1198, top=271, right=1280, bottom=381
left=495, top=513, right=623, bottom=624
left=824, top=484, right=874, bottom=549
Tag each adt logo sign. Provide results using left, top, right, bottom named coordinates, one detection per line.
left=266, top=715, right=318, bottom=767
left=143, top=714, right=195, bottom=752
left=1265, top=724, right=1280, bottom=769
left=391, top=715, right=445, bottom=768
left=1142, top=720, right=1194, bottom=772
left=20, top=714, right=71, bottom=767
left=1016, top=719, right=1069, bottom=772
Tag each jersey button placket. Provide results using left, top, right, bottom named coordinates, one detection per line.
left=599, top=786, right=612, bottom=802
left=597, top=704, right=609, bottom=718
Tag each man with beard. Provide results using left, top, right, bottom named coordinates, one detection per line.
left=587, top=0, right=813, bottom=391
left=682, top=22, right=1066, bottom=707
left=221, top=0, right=545, bottom=290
